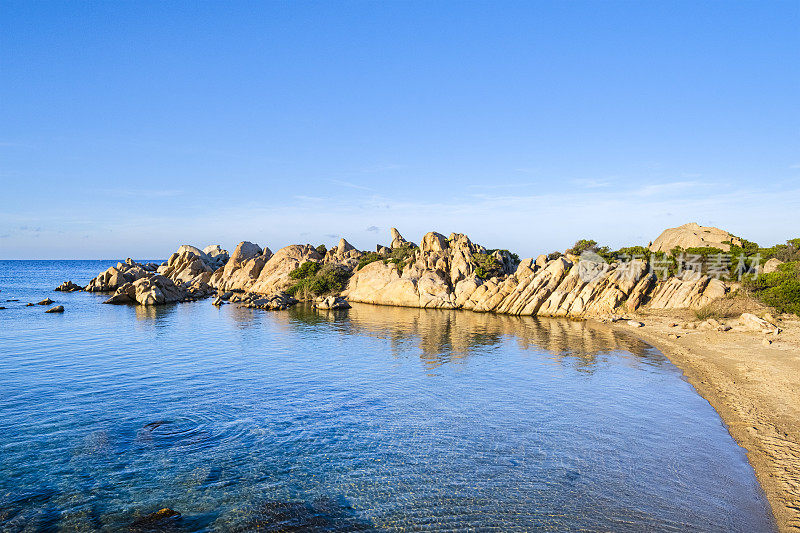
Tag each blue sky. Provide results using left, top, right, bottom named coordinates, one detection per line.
left=1, top=1, right=798, bottom=259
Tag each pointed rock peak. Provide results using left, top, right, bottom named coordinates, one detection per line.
left=390, top=227, right=408, bottom=249
left=337, top=238, right=356, bottom=253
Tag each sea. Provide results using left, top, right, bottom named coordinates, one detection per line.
left=0, top=260, right=776, bottom=531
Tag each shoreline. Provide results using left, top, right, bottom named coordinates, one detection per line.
left=605, top=314, right=800, bottom=532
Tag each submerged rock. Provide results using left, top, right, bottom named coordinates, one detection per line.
left=130, top=508, right=181, bottom=530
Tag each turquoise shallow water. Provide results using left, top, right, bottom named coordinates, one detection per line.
left=0, top=260, right=776, bottom=531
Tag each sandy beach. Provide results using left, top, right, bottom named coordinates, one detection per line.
left=608, top=313, right=800, bottom=532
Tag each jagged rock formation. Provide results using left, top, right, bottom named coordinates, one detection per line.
left=203, top=244, right=230, bottom=268
left=85, top=254, right=213, bottom=305
left=390, top=227, right=409, bottom=249
left=103, top=274, right=192, bottom=305
left=211, top=241, right=271, bottom=292
left=72, top=227, right=735, bottom=313
left=55, top=281, right=83, bottom=292
left=344, top=229, right=729, bottom=317
left=323, top=238, right=363, bottom=270
left=649, top=222, right=742, bottom=253
left=85, top=259, right=159, bottom=292
left=345, top=231, right=521, bottom=309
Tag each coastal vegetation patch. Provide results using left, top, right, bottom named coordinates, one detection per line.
left=288, top=262, right=351, bottom=299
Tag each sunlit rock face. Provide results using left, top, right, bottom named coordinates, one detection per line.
left=649, top=222, right=741, bottom=253
left=78, top=226, right=730, bottom=312
left=344, top=228, right=728, bottom=317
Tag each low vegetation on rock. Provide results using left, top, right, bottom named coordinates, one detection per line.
left=288, top=262, right=352, bottom=299
left=356, top=243, right=418, bottom=273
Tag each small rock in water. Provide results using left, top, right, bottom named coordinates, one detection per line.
left=0, top=306, right=6, bottom=310
left=26, top=303, right=35, bottom=307
left=627, top=320, right=644, bottom=328
left=54, top=280, right=84, bottom=292
left=37, top=298, right=54, bottom=306
left=314, top=296, right=351, bottom=310
left=45, top=305, right=64, bottom=313
left=130, top=508, right=181, bottom=529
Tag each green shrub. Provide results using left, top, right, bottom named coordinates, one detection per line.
left=289, top=261, right=321, bottom=280
left=547, top=251, right=562, bottom=261
left=566, top=239, right=598, bottom=256
left=315, top=244, right=328, bottom=256
left=743, top=261, right=800, bottom=315
left=357, top=252, right=383, bottom=270
left=382, top=244, right=417, bottom=274
left=612, top=246, right=650, bottom=260
left=473, top=253, right=503, bottom=279
left=287, top=263, right=352, bottom=298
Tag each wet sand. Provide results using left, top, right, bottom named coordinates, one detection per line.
left=608, top=314, right=800, bottom=532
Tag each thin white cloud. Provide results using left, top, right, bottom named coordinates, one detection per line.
left=99, top=189, right=184, bottom=198
left=571, top=178, right=611, bottom=189
left=326, top=178, right=374, bottom=191
left=468, top=182, right=534, bottom=190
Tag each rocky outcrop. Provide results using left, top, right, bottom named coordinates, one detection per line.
left=344, top=228, right=731, bottom=318
left=75, top=227, right=737, bottom=314
left=45, top=305, right=64, bottom=313
left=763, top=258, right=783, bottom=274
left=102, top=273, right=209, bottom=306
left=211, top=241, right=272, bottom=292
left=231, top=291, right=298, bottom=310
left=203, top=244, right=230, bottom=269
left=55, top=280, right=83, bottom=292
left=390, top=227, right=409, bottom=249
left=647, top=272, right=727, bottom=310
left=210, top=242, right=328, bottom=295
left=85, top=259, right=157, bottom=292
left=649, top=222, right=741, bottom=253
left=323, top=238, right=363, bottom=270
left=250, top=245, right=323, bottom=294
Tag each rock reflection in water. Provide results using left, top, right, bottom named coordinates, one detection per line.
left=287, top=302, right=660, bottom=370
